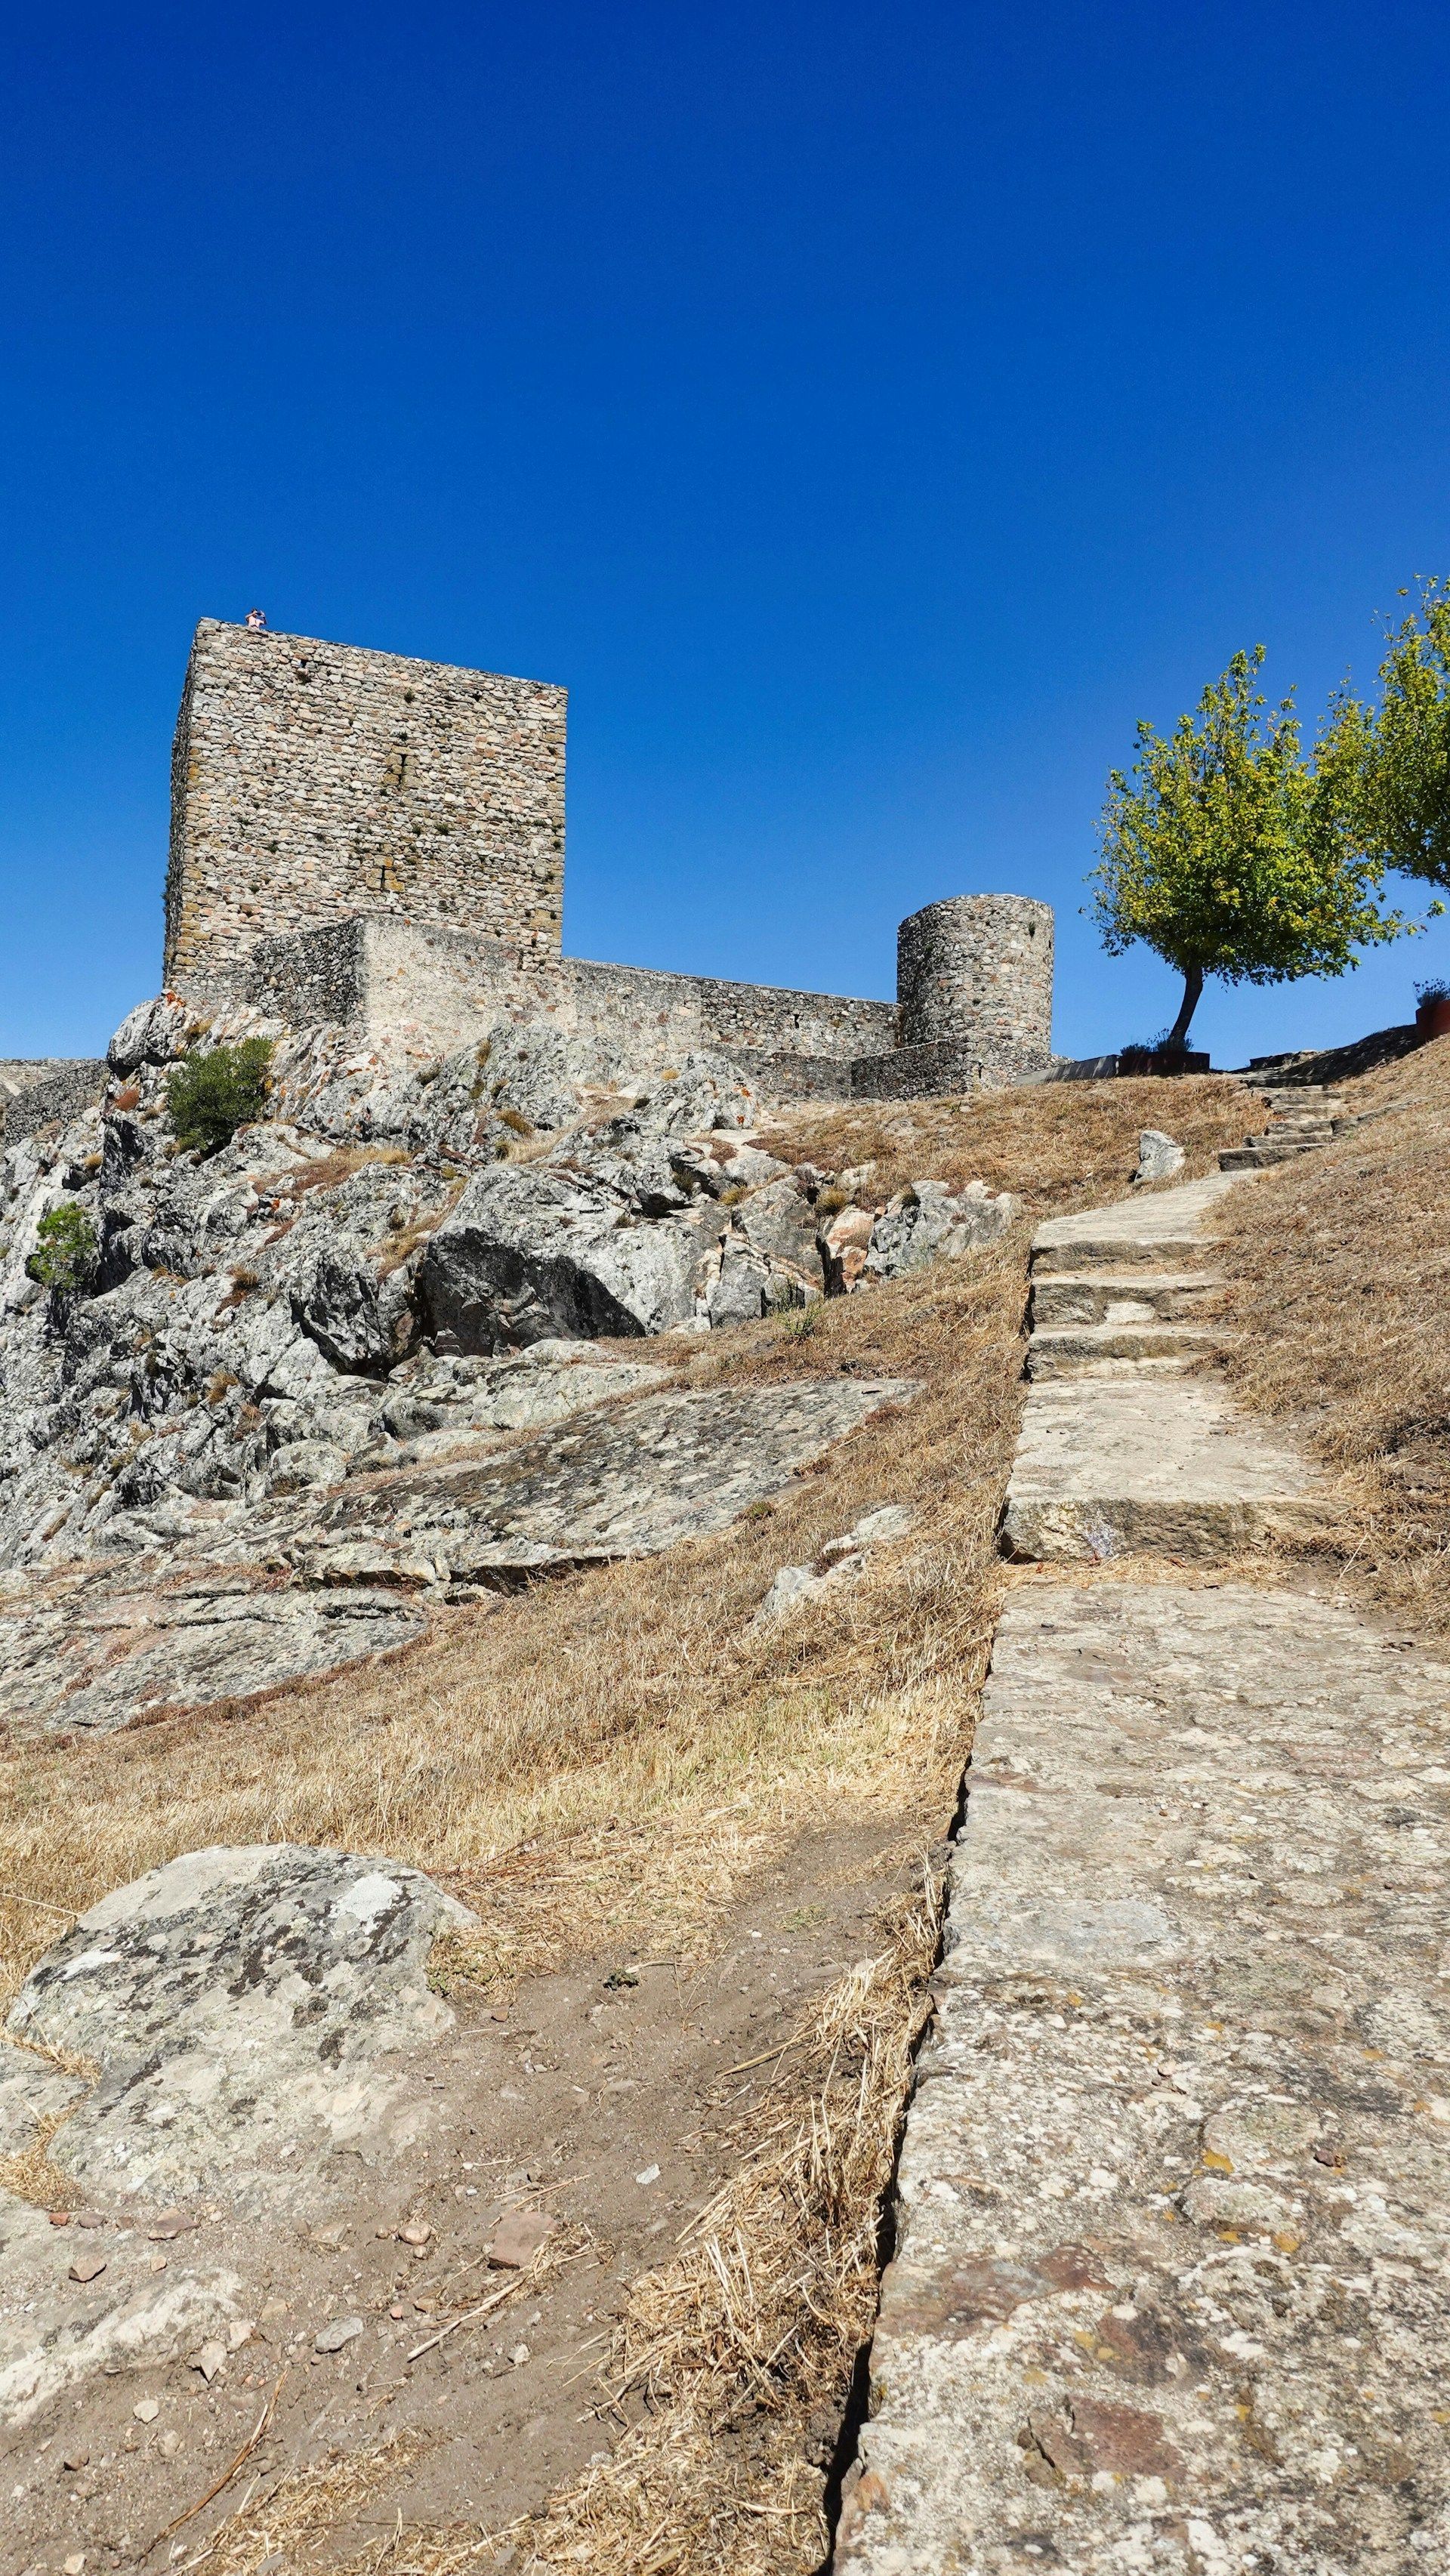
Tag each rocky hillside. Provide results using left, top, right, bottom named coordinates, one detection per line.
left=0, top=998, right=1018, bottom=1734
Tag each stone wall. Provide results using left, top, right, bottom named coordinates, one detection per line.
left=896, top=895, right=1054, bottom=1059
left=0, top=1060, right=109, bottom=1146
left=239, top=917, right=898, bottom=1073
left=164, top=622, right=566, bottom=995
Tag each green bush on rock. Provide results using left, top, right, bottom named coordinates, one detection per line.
left=26, top=1204, right=100, bottom=1296
left=166, top=1038, right=273, bottom=1155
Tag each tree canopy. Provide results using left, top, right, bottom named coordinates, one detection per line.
left=1324, top=580, right=1450, bottom=889
left=1091, top=647, right=1410, bottom=1051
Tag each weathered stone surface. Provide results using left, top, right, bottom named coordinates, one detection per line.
left=418, top=1159, right=708, bottom=1348
left=292, top=1378, right=916, bottom=1585
left=3, top=1846, right=474, bottom=2204
left=863, top=1180, right=1017, bottom=1282
left=0, top=2190, right=242, bottom=2429
left=0, top=1571, right=426, bottom=1737
left=754, top=1504, right=915, bottom=1623
left=1134, top=1126, right=1186, bottom=1182
left=1032, top=1171, right=1245, bottom=1273
left=838, top=1582, right=1450, bottom=2574
left=1002, top=1371, right=1324, bottom=1559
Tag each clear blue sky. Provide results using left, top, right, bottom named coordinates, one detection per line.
left=4, top=2, right=1449, bottom=1066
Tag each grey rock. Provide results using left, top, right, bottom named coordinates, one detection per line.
left=314, top=2315, right=365, bottom=2352
left=0, top=2189, right=242, bottom=2429
left=3, top=1844, right=476, bottom=2204
left=705, top=1237, right=788, bottom=1329
left=106, top=995, right=196, bottom=1075
left=265, top=1438, right=349, bottom=1494
left=295, top=1378, right=918, bottom=1584
left=732, top=1175, right=825, bottom=1291
left=419, top=1161, right=704, bottom=1349
left=862, top=1180, right=1017, bottom=1282
left=0, top=1573, right=426, bottom=1737
left=754, top=1504, right=915, bottom=1623
left=1134, top=1126, right=1186, bottom=1182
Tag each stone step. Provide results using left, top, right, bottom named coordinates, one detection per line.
left=1029, top=1172, right=1247, bottom=1275
left=1027, top=1322, right=1220, bottom=1377
left=1001, top=1365, right=1325, bottom=1561
left=1220, top=1140, right=1322, bottom=1170
left=1029, top=1270, right=1222, bottom=1328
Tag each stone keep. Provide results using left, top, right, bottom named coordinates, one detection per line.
left=896, top=893, right=1054, bottom=1058
left=163, top=620, right=566, bottom=994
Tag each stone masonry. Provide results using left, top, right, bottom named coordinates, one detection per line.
left=163, top=621, right=566, bottom=995
left=897, top=893, right=1054, bottom=1055
left=152, top=617, right=1057, bottom=1097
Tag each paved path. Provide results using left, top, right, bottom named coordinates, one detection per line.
left=837, top=1180, right=1450, bottom=2574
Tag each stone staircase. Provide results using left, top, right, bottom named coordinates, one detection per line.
left=1007, top=1173, right=1322, bottom=1559
left=837, top=1167, right=1450, bottom=2576
left=1025, top=1171, right=1234, bottom=1381
left=1218, top=1080, right=1351, bottom=1171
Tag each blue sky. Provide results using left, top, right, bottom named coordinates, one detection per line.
left=3, top=2, right=1449, bottom=1065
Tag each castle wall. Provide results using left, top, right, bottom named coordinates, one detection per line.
left=239, top=918, right=898, bottom=1071
left=164, top=622, right=566, bottom=994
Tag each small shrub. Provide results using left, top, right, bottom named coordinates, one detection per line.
left=166, top=1039, right=273, bottom=1155
left=1415, top=976, right=1450, bottom=1004
left=779, top=1302, right=822, bottom=1340
left=26, top=1205, right=99, bottom=1297
left=499, top=1106, right=534, bottom=1137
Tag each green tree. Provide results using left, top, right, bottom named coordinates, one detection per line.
left=1328, top=580, right=1450, bottom=888
left=166, top=1038, right=273, bottom=1156
left=1091, top=648, right=1409, bottom=1054
left=26, top=1204, right=99, bottom=1297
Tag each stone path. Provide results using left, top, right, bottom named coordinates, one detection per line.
left=837, top=1178, right=1450, bottom=2574
left=1004, top=1175, right=1323, bottom=1561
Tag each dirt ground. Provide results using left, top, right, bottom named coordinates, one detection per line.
left=0, top=1071, right=1254, bottom=2576
left=4, top=1821, right=923, bottom=2574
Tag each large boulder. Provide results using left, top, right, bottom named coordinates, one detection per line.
left=862, top=1180, right=1017, bottom=1282
left=418, top=1161, right=713, bottom=1348
left=1, top=1845, right=475, bottom=2205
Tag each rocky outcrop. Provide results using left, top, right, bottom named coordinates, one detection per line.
left=0, top=1845, right=477, bottom=2430
left=2, top=1845, right=474, bottom=2207
left=0, top=989, right=1010, bottom=1729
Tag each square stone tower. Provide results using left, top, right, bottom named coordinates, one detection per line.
left=163, top=620, right=566, bottom=994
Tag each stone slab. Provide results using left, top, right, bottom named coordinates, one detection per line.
left=285, top=1377, right=917, bottom=1585
left=1027, top=1323, right=1220, bottom=1376
left=1032, top=1175, right=1250, bottom=1274
left=1030, top=1275, right=1223, bottom=1329
left=838, top=1581, right=1450, bottom=2573
left=1002, top=1371, right=1322, bottom=1562
left=0, top=1573, right=427, bottom=1738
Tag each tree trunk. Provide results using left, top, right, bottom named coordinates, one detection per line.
left=1165, top=964, right=1204, bottom=1054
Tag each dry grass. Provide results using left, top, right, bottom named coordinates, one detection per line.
left=1213, top=1034, right=1450, bottom=1629
left=764, top=1070, right=1251, bottom=1214
left=0, top=1240, right=1022, bottom=2016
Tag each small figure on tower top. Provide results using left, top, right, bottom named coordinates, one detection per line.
left=245, top=606, right=267, bottom=631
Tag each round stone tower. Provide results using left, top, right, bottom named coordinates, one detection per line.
left=896, top=893, right=1054, bottom=1075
